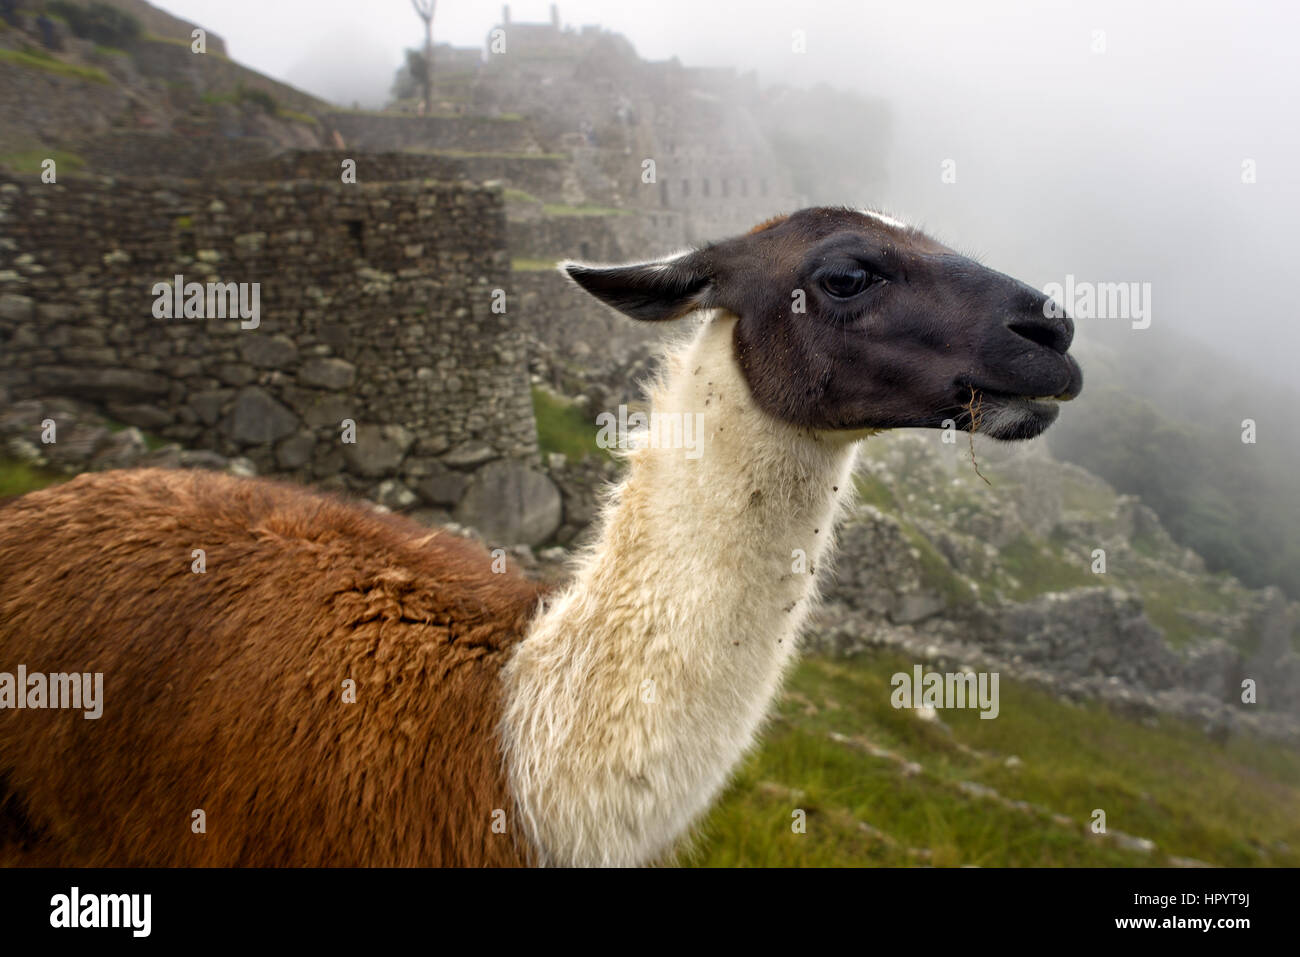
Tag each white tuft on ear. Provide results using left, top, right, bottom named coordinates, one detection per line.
left=558, top=248, right=694, bottom=276
left=858, top=208, right=911, bottom=231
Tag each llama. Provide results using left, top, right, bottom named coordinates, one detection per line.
left=0, top=207, right=1081, bottom=867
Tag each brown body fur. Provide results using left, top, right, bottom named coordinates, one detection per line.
left=0, top=468, right=546, bottom=866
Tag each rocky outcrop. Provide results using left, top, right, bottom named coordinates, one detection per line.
left=996, top=588, right=1183, bottom=690
left=799, top=430, right=1300, bottom=738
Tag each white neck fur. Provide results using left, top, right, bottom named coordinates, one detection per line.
left=500, top=310, right=860, bottom=866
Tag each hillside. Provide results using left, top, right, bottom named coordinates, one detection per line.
left=688, top=648, right=1300, bottom=867
left=0, top=0, right=329, bottom=176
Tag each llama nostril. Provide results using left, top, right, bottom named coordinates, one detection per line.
left=1008, top=316, right=1071, bottom=354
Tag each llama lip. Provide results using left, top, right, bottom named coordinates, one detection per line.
left=963, top=387, right=1070, bottom=406
left=981, top=391, right=1061, bottom=408
left=972, top=390, right=1063, bottom=408
left=964, top=353, right=1083, bottom=407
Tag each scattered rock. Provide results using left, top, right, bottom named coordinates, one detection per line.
left=376, top=479, right=418, bottom=510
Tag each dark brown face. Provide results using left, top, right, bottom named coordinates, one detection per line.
left=563, top=206, right=1082, bottom=441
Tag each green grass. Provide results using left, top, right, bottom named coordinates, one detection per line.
left=1060, top=473, right=1117, bottom=515
left=853, top=473, right=896, bottom=511
left=541, top=203, right=630, bottom=217
left=0, top=458, right=67, bottom=499
left=502, top=188, right=541, bottom=205
left=684, top=649, right=1300, bottom=866
left=103, top=419, right=168, bottom=451
left=401, top=148, right=566, bottom=161
left=0, top=149, right=86, bottom=175
left=277, top=108, right=320, bottom=127
left=141, top=33, right=231, bottom=60
left=1130, top=570, right=1241, bottom=650
left=996, top=534, right=1096, bottom=600
left=532, top=386, right=609, bottom=463
left=200, top=86, right=293, bottom=117
left=320, top=105, right=388, bottom=115
left=0, top=47, right=111, bottom=85
left=511, top=257, right=558, bottom=272
left=899, top=521, right=976, bottom=610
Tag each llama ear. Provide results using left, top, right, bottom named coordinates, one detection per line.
left=561, top=252, right=713, bottom=321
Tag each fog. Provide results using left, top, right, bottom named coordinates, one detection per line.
left=158, top=0, right=1299, bottom=388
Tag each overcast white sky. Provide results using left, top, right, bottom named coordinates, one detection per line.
left=155, top=0, right=1300, bottom=384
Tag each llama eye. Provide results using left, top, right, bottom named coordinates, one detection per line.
left=819, top=267, right=876, bottom=299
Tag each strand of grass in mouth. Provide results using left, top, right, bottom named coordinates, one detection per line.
left=965, top=386, right=992, bottom=487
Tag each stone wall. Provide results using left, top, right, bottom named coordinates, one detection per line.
left=511, top=269, right=661, bottom=362
left=325, top=113, right=540, bottom=154
left=0, top=172, right=563, bottom=545
left=225, top=149, right=571, bottom=203
left=505, top=209, right=671, bottom=263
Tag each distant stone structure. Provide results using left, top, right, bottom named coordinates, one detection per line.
left=342, top=7, right=804, bottom=251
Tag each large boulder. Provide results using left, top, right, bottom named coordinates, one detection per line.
left=341, top=423, right=413, bottom=477
left=221, top=386, right=299, bottom=445
left=455, top=461, right=562, bottom=547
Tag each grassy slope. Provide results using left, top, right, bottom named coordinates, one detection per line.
left=0, top=47, right=111, bottom=84
left=685, top=649, right=1300, bottom=867
left=0, top=458, right=66, bottom=499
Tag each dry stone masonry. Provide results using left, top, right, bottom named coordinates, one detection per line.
left=0, top=172, right=562, bottom=546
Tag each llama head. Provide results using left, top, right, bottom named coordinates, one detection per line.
left=562, top=206, right=1082, bottom=441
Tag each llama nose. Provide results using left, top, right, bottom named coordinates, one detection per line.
left=1007, top=298, right=1074, bottom=354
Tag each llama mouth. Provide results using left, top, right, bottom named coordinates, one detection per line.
left=983, top=390, right=1070, bottom=405
left=962, top=388, right=1065, bottom=440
